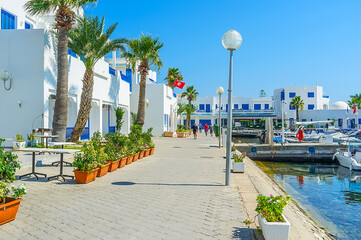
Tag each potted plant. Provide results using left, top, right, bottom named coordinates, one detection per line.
left=96, top=150, right=109, bottom=178
left=231, top=145, right=237, bottom=158
left=72, top=143, right=98, bottom=184
left=256, top=194, right=291, bottom=240
left=0, top=142, right=26, bottom=225
left=104, top=143, right=120, bottom=172
left=164, top=131, right=175, bottom=137
left=149, top=142, right=155, bottom=155
left=144, top=145, right=151, bottom=157
left=177, top=129, right=188, bottom=138
left=233, top=152, right=246, bottom=173
left=26, top=133, right=37, bottom=147
left=13, top=134, right=26, bottom=150
left=118, top=155, right=128, bottom=168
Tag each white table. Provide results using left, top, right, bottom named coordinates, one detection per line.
left=38, top=135, right=58, bottom=148
left=49, top=142, right=76, bottom=166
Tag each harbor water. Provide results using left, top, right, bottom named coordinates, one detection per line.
left=256, top=161, right=361, bottom=240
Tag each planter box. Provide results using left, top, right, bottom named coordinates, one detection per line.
left=258, top=214, right=290, bottom=240
left=0, top=198, right=23, bottom=225
left=164, top=131, right=175, bottom=137
left=74, top=169, right=97, bottom=184
left=144, top=149, right=150, bottom=157
left=118, top=157, right=127, bottom=168
left=126, top=156, right=133, bottom=165
left=150, top=148, right=155, bottom=155
left=108, top=160, right=120, bottom=172
left=233, top=162, right=245, bottom=173
left=177, top=132, right=187, bottom=138
left=139, top=151, right=145, bottom=159
left=13, top=142, right=26, bottom=150
left=96, top=163, right=110, bottom=177
left=26, top=140, right=38, bottom=147
left=231, top=151, right=236, bottom=158
left=133, top=153, right=140, bottom=162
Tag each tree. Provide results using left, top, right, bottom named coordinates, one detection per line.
left=67, top=15, right=126, bottom=141
left=184, top=104, right=197, bottom=130
left=115, top=107, right=125, bottom=132
left=164, top=68, right=183, bottom=91
left=290, top=96, right=304, bottom=121
left=123, top=34, right=164, bottom=126
left=176, top=103, right=186, bottom=116
left=25, top=0, right=97, bottom=142
left=181, top=86, right=199, bottom=129
left=348, top=93, right=361, bottom=109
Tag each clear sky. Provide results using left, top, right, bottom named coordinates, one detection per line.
left=85, top=0, right=361, bottom=104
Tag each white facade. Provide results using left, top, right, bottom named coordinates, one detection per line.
left=273, top=86, right=330, bottom=124
left=105, top=57, right=178, bottom=136
left=0, top=1, right=131, bottom=146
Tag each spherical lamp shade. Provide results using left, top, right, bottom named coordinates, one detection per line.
left=222, top=30, right=243, bottom=51
left=216, top=86, right=224, bottom=95
left=145, top=99, right=149, bottom=105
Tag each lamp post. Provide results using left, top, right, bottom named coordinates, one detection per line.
left=216, top=86, right=224, bottom=148
left=222, top=30, right=242, bottom=186
left=0, top=70, right=12, bottom=90
left=281, top=100, right=285, bottom=143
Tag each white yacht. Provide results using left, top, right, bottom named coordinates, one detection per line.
left=333, top=143, right=361, bottom=171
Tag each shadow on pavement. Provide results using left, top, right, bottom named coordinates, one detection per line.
left=112, top=181, right=223, bottom=187
left=232, top=227, right=253, bottom=239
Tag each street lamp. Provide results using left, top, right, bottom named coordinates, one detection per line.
left=222, top=30, right=242, bottom=186
left=0, top=70, right=12, bottom=90
left=216, top=86, right=224, bottom=148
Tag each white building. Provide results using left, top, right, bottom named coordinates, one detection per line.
left=0, top=1, right=131, bottom=147
left=178, top=95, right=273, bottom=127
left=105, top=57, right=178, bottom=136
left=273, top=86, right=330, bottom=126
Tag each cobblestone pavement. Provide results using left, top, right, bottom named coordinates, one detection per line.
left=1, top=135, right=251, bottom=240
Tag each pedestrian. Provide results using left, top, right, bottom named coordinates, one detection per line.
left=198, top=123, right=203, bottom=134
left=192, top=123, right=198, bottom=139
left=204, top=123, right=209, bottom=136
left=209, top=123, right=213, bottom=137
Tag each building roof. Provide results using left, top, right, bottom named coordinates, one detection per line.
left=331, top=101, right=349, bottom=110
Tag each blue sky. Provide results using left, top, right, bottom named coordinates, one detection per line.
left=85, top=0, right=361, bottom=103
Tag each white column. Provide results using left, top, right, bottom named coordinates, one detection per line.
left=99, top=100, right=103, bottom=135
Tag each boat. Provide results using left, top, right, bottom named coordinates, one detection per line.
left=333, top=143, right=361, bottom=171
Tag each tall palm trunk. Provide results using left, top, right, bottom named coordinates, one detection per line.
left=53, top=28, right=69, bottom=142
left=296, top=108, right=299, bottom=122
left=186, top=115, right=190, bottom=130
left=136, top=73, right=147, bottom=126
left=69, top=69, right=94, bottom=142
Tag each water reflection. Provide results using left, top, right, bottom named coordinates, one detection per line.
left=256, top=161, right=361, bottom=240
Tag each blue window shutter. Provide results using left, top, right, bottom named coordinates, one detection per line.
left=206, top=104, right=211, bottom=112
left=254, top=104, right=261, bottom=110
left=242, top=104, right=249, bottom=110
left=289, top=92, right=296, bottom=98
left=1, top=10, right=16, bottom=29
left=226, top=104, right=228, bottom=112
left=308, top=92, right=314, bottom=98
left=25, top=22, right=32, bottom=29
left=234, top=104, right=238, bottom=109
left=308, top=104, right=315, bottom=110
left=265, top=104, right=269, bottom=109
left=281, top=91, right=285, bottom=101
left=126, top=68, right=132, bottom=78
left=199, top=104, right=205, bottom=110
left=289, top=105, right=295, bottom=110
left=215, top=104, right=218, bottom=109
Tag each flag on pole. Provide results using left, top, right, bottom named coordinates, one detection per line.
left=174, top=81, right=185, bottom=89
left=353, top=105, right=357, bottom=114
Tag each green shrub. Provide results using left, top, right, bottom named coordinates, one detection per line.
left=255, top=195, right=291, bottom=222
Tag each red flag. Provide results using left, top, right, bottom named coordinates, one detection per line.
left=353, top=105, right=357, bottom=114
left=174, top=81, right=185, bottom=89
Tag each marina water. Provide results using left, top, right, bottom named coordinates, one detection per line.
left=256, top=161, right=361, bottom=240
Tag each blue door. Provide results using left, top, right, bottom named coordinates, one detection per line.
left=108, top=105, right=116, bottom=133
left=199, top=120, right=211, bottom=129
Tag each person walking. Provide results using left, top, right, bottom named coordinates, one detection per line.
left=209, top=123, right=214, bottom=137
left=192, top=123, right=198, bottom=139
left=204, top=123, right=209, bottom=136
left=198, top=123, right=203, bottom=134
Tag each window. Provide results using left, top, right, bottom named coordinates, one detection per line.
left=126, top=68, right=132, bottom=78
left=289, top=92, right=296, bottom=98
left=109, top=67, right=116, bottom=76
left=242, top=104, right=249, bottom=110
left=281, top=91, right=285, bottom=101
left=206, top=104, right=211, bottom=112
left=308, top=104, right=315, bottom=110
left=67, top=49, right=77, bottom=58
left=308, top=92, right=314, bottom=98
left=234, top=104, right=239, bottom=109
left=215, top=104, right=218, bottom=109
left=199, top=104, right=205, bottom=111
left=25, top=21, right=33, bottom=29
left=359, top=119, right=361, bottom=125
left=302, top=119, right=307, bottom=122
left=338, top=119, right=343, bottom=127
left=254, top=104, right=261, bottom=110
left=289, top=105, right=295, bottom=110
left=265, top=104, right=269, bottom=109
left=1, top=9, right=16, bottom=29
left=226, top=104, right=228, bottom=112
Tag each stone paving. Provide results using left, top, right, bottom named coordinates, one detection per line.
left=1, top=135, right=251, bottom=240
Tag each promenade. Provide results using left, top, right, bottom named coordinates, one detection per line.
left=1, top=136, right=252, bottom=240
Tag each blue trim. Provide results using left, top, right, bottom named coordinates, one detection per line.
left=1, top=9, right=16, bottom=29
left=308, top=92, right=314, bottom=98
left=281, top=91, right=285, bottom=101
left=67, top=49, right=77, bottom=58
left=308, top=104, right=315, bottom=110
left=234, top=104, right=239, bottom=109
left=109, top=67, right=116, bottom=76
left=25, top=22, right=32, bottom=29
left=289, top=92, right=296, bottom=98
left=173, top=92, right=177, bottom=98
left=289, top=105, right=296, bottom=110
left=323, top=95, right=329, bottom=98
left=121, top=73, right=132, bottom=92
left=126, top=68, right=132, bottom=78
left=149, top=78, right=155, bottom=82
left=66, top=118, right=90, bottom=140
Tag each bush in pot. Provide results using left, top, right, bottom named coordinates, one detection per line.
left=104, top=143, right=120, bottom=172
left=233, top=152, right=246, bottom=173
left=26, top=133, right=37, bottom=147
left=13, top=134, right=26, bottom=150
left=95, top=149, right=109, bottom=177
left=256, top=194, right=291, bottom=240
left=72, top=143, right=98, bottom=184
left=0, top=142, right=26, bottom=225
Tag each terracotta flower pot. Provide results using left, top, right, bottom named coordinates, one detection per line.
left=118, top=157, right=127, bottom=168
left=139, top=151, right=145, bottom=159
left=74, top=169, right=97, bottom=184
left=126, top=156, right=133, bottom=165
left=0, top=198, right=23, bottom=225
left=108, top=160, right=120, bottom=172
left=144, top=149, right=150, bottom=157
left=133, top=152, right=140, bottom=162
left=150, top=148, right=155, bottom=155
left=96, top=163, right=110, bottom=177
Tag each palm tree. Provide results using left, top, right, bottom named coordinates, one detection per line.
left=348, top=93, right=361, bottom=109
left=25, top=0, right=97, bottom=141
left=177, top=103, right=186, bottom=116
left=123, top=34, right=163, bottom=126
left=67, top=15, right=126, bottom=141
left=181, top=86, right=199, bottom=129
left=164, top=68, right=183, bottom=91
left=184, top=104, right=197, bottom=130
left=290, top=96, right=304, bottom=121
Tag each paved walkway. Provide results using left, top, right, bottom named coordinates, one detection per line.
left=1, top=135, right=251, bottom=240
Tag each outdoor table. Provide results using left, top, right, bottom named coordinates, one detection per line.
left=46, top=148, right=79, bottom=181
left=16, top=148, right=48, bottom=180
left=49, top=142, right=75, bottom=166
left=38, top=135, right=58, bottom=148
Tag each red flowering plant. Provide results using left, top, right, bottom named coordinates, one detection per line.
left=233, top=152, right=246, bottom=162
left=255, top=194, right=291, bottom=222
left=72, top=143, right=98, bottom=171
